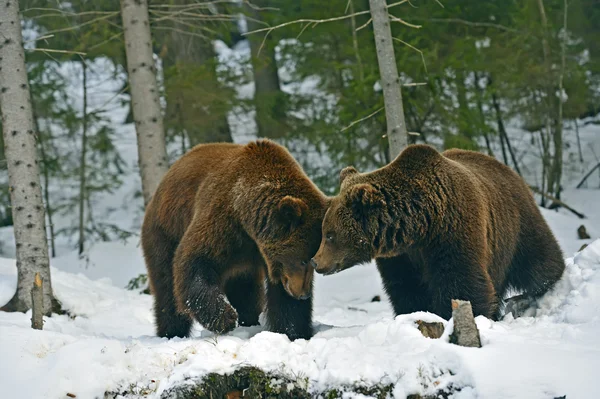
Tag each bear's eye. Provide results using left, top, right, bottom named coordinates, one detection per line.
left=326, top=234, right=334, bottom=242
left=301, top=260, right=308, bottom=266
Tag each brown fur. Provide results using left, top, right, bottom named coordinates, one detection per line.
left=142, top=140, right=328, bottom=340
left=312, top=144, right=565, bottom=320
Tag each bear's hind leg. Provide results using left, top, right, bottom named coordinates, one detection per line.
left=376, top=254, right=432, bottom=315
left=266, top=280, right=312, bottom=340
left=505, top=229, right=565, bottom=310
left=224, top=269, right=265, bottom=327
left=142, top=224, right=192, bottom=338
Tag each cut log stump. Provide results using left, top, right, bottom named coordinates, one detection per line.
left=449, top=300, right=481, bottom=348
left=31, top=272, right=44, bottom=330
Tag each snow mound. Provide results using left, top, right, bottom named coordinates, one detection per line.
left=1, top=240, right=600, bottom=398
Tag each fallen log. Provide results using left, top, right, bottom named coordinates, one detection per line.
left=529, top=186, right=586, bottom=219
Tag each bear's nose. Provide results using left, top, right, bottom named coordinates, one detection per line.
left=310, top=258, right=318, bottom=268
left=298, top=292, right=311, bottom=300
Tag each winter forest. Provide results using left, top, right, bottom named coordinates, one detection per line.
left=1, top=0, right=600, bottom=397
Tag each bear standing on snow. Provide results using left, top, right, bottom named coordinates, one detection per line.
left=311, top=144, right=565, bottom=320
left=141, top=140, right=328, bottom=340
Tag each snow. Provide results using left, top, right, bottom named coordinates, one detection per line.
left=1, top=206, right=600, bottom=398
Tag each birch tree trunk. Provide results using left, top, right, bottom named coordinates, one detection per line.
left=0, top=1, right=58, bottom=314
left=78, top=62, right=88, bottom=254
left=369, top=0, right=408, bottom=158
left=120, top=0, right=169, bottom=206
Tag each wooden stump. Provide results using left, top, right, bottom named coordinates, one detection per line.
left=416, top=320, right=445, bottom=339
left=578, top=225, right=591, bottom=239
left=449, top=300, right=481, bottom=348
left=31, top=272, right=44, bottom=330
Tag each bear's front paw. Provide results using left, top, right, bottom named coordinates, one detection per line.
left=205, top=303, right=238, bottom=334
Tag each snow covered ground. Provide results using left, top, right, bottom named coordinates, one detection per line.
left=0, top=205, right=599, bottom=398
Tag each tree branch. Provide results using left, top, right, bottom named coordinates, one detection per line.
left=243, top=0, right=410, bottom=37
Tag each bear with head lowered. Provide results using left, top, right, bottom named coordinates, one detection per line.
left=142, top=140, right=328, bottom=340
left=312, top=144, right=565, bottom=320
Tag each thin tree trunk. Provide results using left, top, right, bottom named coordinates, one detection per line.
left=369, top=0, right=408, bottom=158
left=539, top=127, right=549, bottom=207
left=246, top=0, right=284, bottom=138
left=120, top=0, right=169, bottom=206
left=536, top=0, right=551, bottom=65
left=536, top=0, right=561, bottom=198
left=349, top=0, right=365, bottom=84
left=574, top=120, right=583, bottom=163
left=161, top=24, right=233, bottom=145
left=0, top=1, right=58, bottom=314
left=34, top=115, right=56, bottom=258
left=456, top=70, right=474, bottom=140
left=550, top=0, right=567, bottom=199
left=474, top=72, right=494, bottom=157
left=78, top=62, right=88, bottom=255
left=492, top=93, right=521, bottom=175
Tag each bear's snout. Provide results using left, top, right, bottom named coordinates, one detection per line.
left=311, top=253, right=341, bottom=275
left=281, top=262, right=314, bottom=300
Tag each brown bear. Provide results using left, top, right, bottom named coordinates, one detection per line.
left=311, top=144, right=565, bottom=320
left=141, top=140, right=328, bottom=340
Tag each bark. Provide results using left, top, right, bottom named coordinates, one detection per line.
left=246, top=0, right=284, bottom=138
left=0, top=1, right=58, bottom=314
left=78, top=62, right=88, bottom=255
left=449, top=300, right=481, bottom=348
left=120, top=0, right=169, bottom=206
left=369, top=0, right=408, bottom=158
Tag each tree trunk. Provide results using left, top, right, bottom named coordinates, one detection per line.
left=161, top=20, right=233, bottom=146
left=550, top=0, right=567, bottom=199
left=120, top=0, right=169, bottom=206
left=34, top=114, right=56, bottom=258
left=369, top=0, right=408, bottom=158
left=474, top=72, right=494, bottom=157
left=536, top=0, right=562, bottom=198
left=349, top=0, right=365, bottom=84
left=246, top=0, right=284, bottom=139
left=492, top=93, right=522, bottom=176
left=0, top=1, right=58, bottom=314
left=31, top=273, right=43, bottom=330
left=574, top=120, right=583, bottom=163
left=78, top=62, right=88, bottom=255
left=449, top=300, right=481, bottom=348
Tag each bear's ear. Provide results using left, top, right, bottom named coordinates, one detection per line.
left=278, top=195, right=308, bottom=225
left=340, top=166, right=359, bottom=185
left=347, top=183, right=385, bottom=217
